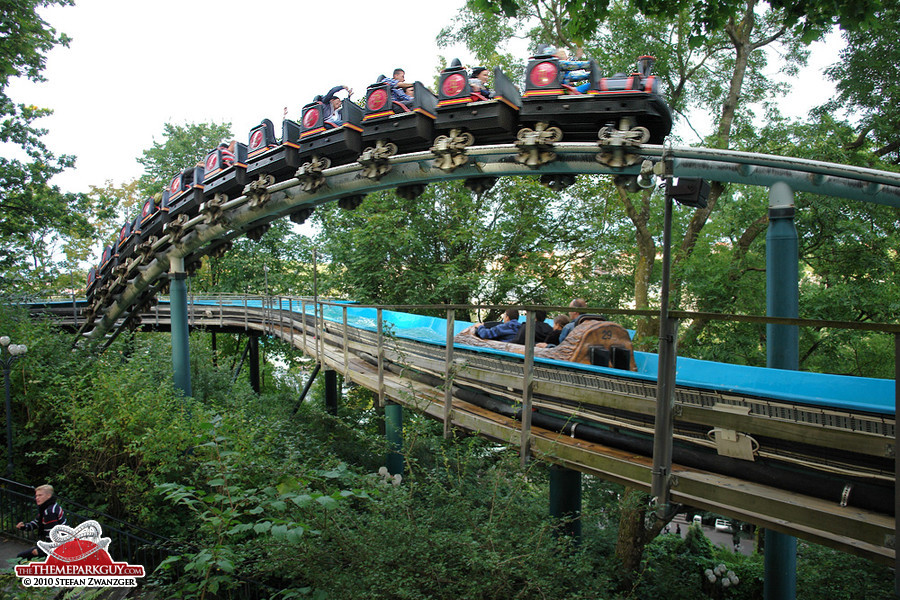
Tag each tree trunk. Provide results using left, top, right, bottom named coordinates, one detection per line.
left=614, top=487, right=671, bottom=589
left=620, top=188, right=658, bottom=348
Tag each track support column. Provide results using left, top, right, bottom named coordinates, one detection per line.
left=385, top=401, right=404, bottom=476
left=249, top=335, right=260, bottom=394
left=325, top=369, right=339, bottom=415
left=764, top=182, right=798, bottom=600
left=652, top=193, right=678, bottom=518
left=549, top=464, right=582, bottom=540
left=169, top=258, right=192, bottom=397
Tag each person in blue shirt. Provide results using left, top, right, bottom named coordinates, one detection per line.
left=547, top=47, right=592, bottom=93
left=474, top=309, right=521, bottom=342
left=384, top=68, right=414, bottom=108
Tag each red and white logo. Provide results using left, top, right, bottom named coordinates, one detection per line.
left=15, top=520, right=145, bottom=588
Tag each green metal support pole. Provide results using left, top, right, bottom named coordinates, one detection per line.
left=549, top=464, right=582, bottom=540
left=652, top=194, right=678, bottom=518
left=324, top=369, right=338, bottom=416
left=764, top=182, right=798, bottom=600
left=385, top=401, right=403, bottom=476
left=169, top=260, right=192, bottom=397
left=249, top=335, right=260, bottom=394
left=895, top=332, right=899, bottom=599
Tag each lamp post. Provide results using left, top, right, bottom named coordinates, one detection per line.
left=1, top=336, right=27, bottom=476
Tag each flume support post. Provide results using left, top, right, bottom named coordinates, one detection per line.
left=764, top=181, right=798, bottom=600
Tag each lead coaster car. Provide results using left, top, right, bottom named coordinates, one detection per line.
left=521, top=53, right=672, bottom=144
left=361, top=80, right=438, bottom=154
left=435, top=62, right=522, bottom=145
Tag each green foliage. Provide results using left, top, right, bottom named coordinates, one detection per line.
left=796, top=541, right=894, bottom=600
left=255, top=430, right=614, bottom=599
left=824, top=1, right=900, bottom=162
left=154, top=421, right=369, bottom=598
left=313, top=177, right=626, bottom=319
left=0, top=0, right=93, bottom=295
left=467, top=0, right=883, bottom=46
left=190, top=220, right=317, bottom=296
left=136, top=121, right=233, bottom=196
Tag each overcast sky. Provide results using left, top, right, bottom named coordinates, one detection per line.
left=8, top=0, right=842, bottom=196
left=8, top=0, right=470, bottom=193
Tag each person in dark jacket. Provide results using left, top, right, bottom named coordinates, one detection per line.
left=474, top=309, right=521, bottom=342
left=510, top=310, right=552, bottom=345
left=321, top=84, right=352, bottom=125
left=542, top=314, right=571, bottom=346
left=16, top=484, right=66, bottom=559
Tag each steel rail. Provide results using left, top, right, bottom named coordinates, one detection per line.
left=79, top=142, right=900, bottom=341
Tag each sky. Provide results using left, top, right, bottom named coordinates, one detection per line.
left=8, top=0, right=470, bottom=193
left=8, top=0, right=843, bottom=196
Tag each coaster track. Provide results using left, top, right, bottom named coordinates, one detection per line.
left=78, top=142, right=900, bottom=342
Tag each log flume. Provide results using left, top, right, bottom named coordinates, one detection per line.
left=28, top=295, right=897, bottom=564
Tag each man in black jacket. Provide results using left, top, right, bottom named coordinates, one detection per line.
left=510, top=310, right=553, bottom=346
left=16, top=484, right=66, bottom=559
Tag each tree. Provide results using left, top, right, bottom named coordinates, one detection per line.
left=190, top=219, right=318, bottom=296
left=468, top=0, right=884, bottom=45
left=0, top=0, right=93, bottom=294
left=136, top=121, right=233, bottom=196
left=312, top=177, right=609, bottom=318
left=823, top=2, right=900, bottom=163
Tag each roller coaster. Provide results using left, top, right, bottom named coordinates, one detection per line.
left=28, top=52, right=900, bottom=573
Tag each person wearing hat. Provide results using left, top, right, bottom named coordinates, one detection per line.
left=469, top=67, right=494, bottom=98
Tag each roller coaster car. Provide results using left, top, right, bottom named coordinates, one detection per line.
left=435, top=62, right=522, bottom=143
left=290, top=99, right=364, bottom=166
left=115, top=217, right=139, bottom=265
left=164, top=166, right=205, bottom=219
left=245, top=119, right=299, bottom=180
left=362, top=80, right=438, bottom=153
left=138, top=196, right=166, bottom=244
left=202, top=142, right=249, bottom=199
left=521, top=53, right=672, bottom=144
left=97, top=244, right=116, bottom=292
left=85, top=266, right=98, bottom=303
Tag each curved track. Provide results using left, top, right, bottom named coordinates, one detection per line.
left=79, top=142, right=900, bottom=342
